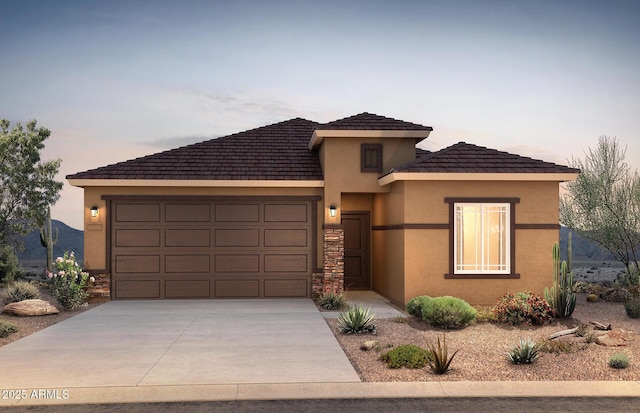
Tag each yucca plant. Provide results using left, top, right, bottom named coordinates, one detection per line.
left=507, top=338, right=540, bottom=364
left=337, top=305, right=377, bottom=334
left=317, top=291, right=348, bottom=310
left=426, top=334, right=458, bottom=374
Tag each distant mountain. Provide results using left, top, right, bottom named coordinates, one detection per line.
left=17, top=220, right=83, bottom=264
left=560, top=226, right=613, bottom=262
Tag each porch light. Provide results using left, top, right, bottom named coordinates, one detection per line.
left=90, top=205, right=99, bottom=218
left=329, top=204, right=337, bottom=218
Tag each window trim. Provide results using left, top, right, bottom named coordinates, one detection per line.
left=444, top=197, right=519, bottom=279
left=361, top=144, right=383, bottom=173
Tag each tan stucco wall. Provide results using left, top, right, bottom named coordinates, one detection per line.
left=321, top=137, right=415, bottom=224
left=374, top=180, right=562, bottom=306
left=81, top=186, right=324, bottom=271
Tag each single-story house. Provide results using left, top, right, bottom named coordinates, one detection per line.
left=67, top=112, right=579, bottom=305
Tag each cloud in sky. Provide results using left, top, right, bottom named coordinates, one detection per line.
left=1, top=0, right=639, bottom=229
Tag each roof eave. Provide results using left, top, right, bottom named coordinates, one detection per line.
left=308, top=129, right=432, bottom=149
left=378, top=172, right=580, bottom=186
left=67, top=179, right=325, bottom=188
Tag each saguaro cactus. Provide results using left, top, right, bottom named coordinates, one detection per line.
left=544, top=233, right=576, bottom=317
left=39, top=206, right=58, bottom=273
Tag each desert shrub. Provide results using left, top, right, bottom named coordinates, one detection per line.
left=609, top=353, right=629, bottom=369
left=473, top=305, right=498, bottom=323
left=47, top=251, right=92, bottom=310
left=623, top=296, right=640, bottom=318
left=0, top=244, right=24, bottom=283
left=492, top=291, right=555, bottom=326
left=507, top=338, right=540, bottom=364
left=421, top=296, right=476, bottom=329
left=380, top=344, right=432, bottom=369
left=0, top=320, right=18, bottom=338
left=586, top=294, right=599, bottom=302
left=427, top=334, right=458, bottom=374
left=406, top=295, right=431, bottom=317
left=317, top=291, right=347, bottom=310
left=1, top=280, right=40, bottom=304
left=337, top=305, right=377, bottom=334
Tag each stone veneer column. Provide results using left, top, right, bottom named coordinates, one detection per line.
left=321, top=226, right=344, bottom=294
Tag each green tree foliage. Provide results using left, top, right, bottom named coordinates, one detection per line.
left=0, top=119, right=62, bottom=248
left=560, top=136, right=640, bottom=281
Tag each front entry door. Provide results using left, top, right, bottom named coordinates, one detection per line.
left=342, top=211, right=370, bottom=289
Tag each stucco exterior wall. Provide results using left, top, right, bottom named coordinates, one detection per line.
left=81, top=186, right=324, bottom=271
left=376, top=180, right=562, bottom=306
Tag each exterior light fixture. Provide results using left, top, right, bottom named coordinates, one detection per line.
left=90, top=205, right=99, bottom=218
left=329, top=204, right=337, bottom=218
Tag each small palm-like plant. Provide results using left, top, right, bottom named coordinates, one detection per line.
left=507, top=338, right=540, bottom=364
left=337, top=305, right=377, bottom=334
left=426, top=334, right=458, bottom=374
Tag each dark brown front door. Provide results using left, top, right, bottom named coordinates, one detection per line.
left=342, top=211, right=370, bottom=289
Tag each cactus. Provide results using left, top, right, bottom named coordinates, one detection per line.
left=39, top=206, right=58, bottom=273
left=544, top=233, right=576, bottom=317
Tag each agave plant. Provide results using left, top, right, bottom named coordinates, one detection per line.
left=427, top=334, right=458, bottom=374
left=317, top=291, right=348, bottom=310
left=507, top=338, right=540, bottom=364
left=337, top=305, right=377, bottom=334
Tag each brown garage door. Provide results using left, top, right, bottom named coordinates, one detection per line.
left=109, top=197, right=316, bottom=299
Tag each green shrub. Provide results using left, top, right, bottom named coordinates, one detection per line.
left=507, top=338, right=540, bottom=364
left=421, top=296, right=476, bottom=329
left=337, top=305, right=377, bottom=334
left=492, top=291, right=555, bottom=326
left=609, top=353, right=629, bottom=369
left=2, top=280, right=41, bottom=304
left=0, top=320, right=18, bottom=338
left=380, top=344, right=432, bottom=369
left=317, top=291, right=347, bottom=310
left=406, top=295, right=431, bottom=317
left=48, top=251, right=91, bottom=310
left=623, top=297, right=640, bottom=318
left=427, top=334, right=458, bottom=374
left=0, top=245, right=24, bottom=283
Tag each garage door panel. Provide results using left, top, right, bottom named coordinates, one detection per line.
left=215, top=254, right=260, bottom=273
left=166, top=280, right=210, bottom=298
left=215, top=229, right=259, bottom=247
left=264, top=280, right=307, bottom=297
left=116, top=255, right=161, bottom=273
left=165, top=229, right=211, bottom=247
left=264, top=204, right=308, bottom=222
left=264, top=229, right=308, bottom=247
left=215, top=204, right=259, bottom=222
left=166, top=204, right=210, bottom=222
left=165, top=255, right=210, bottom=273
left=116, top=281, right=160, bottom=298
left=215, top=280, right=260, bottom=297
left=116, top=229, right=160, bottom=247
left=264, top=254, right=308, bottom=272
left=116, top=204, right=160, bottom=222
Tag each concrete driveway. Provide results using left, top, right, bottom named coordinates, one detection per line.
left=0, top=299, right=360, bottom=388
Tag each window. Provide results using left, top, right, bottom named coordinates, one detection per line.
left=361, top=144, right=382, bottom=173
left=454, top=203, right=510, bottom=274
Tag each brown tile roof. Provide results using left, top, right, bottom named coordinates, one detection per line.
left=394, top=142, right=580, bottom=174
left=317, top=112, right=433, bottom=131
left=67, top=118, right=323, bottom=180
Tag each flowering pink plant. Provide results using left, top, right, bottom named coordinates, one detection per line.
left=48, top=251, right=92, bottom=310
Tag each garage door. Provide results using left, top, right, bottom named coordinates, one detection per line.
left=109, top=197, right=316, bottom=299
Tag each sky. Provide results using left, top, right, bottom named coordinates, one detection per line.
left=1, top=0, right=639, bottom=230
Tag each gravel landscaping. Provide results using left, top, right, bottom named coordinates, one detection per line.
left=327, top=293, right=639, bottom=382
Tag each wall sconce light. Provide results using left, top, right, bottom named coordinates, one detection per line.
left=329, top=204, right=337, bottom=218
left=90, top=205, right=99, bottom=218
